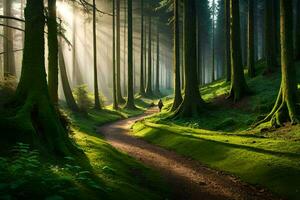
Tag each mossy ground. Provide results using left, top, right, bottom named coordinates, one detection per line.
left=0, top=97, right=169, bottom=200
left=131, top=60, right=300, bottom=200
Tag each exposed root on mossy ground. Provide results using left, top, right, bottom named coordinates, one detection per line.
left=0, top=94, right=84, bottom=158
left=169, top=99, right=206, bottom=119
left=255, top=88, right=299, bottom=128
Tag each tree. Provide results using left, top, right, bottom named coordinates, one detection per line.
left=58, top=35, right=79, bottom=112
left=124, top=0, right=136, bottom=109
left=295, top=0, right=300, bottom=61
left=264, top=0, right=277, bottom=74
left=112, top=0, right=118, bottom=109
left=93, top=0, right=101, bottom=109
left=47, top=0, right=59, bottom=105
left=228, top=0, right=250, bottom=102
left=155, top=21, right=160, bottom=94
left=1, top=0, right=79, bottom=156
left=116, top=0, right=126, bottom=104
left=211, top=0, right=216, bottom=82
left=171, top=0, right=183, bottom=112
left=3, top=0, right=16, bottom=77
left=247, top=0, right=255, bottom=78
left=140, top=0, right=146, bottom=96
left=258, top=0, right=299, bottom=127
left=145, top=14, right=153, bottom=96
left=172, top=0, right=204, bottom=118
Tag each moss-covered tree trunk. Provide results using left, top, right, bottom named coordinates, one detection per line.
left=264, top=0, right=277, bottom=74
left=172, top=0, right=204, bottom=118
left=259, top=0, right=299, bottom=127
left=125, top=0, right=136, bottom=109
left=228, top=0, right=250, bottom=102
left=47, top=0, right=59, bottom=105
left=1, top=0, right=80, bottom=156
left=139, top=0, right=146, bottom=96
left=225, top=0, right=231, bottom=82
left=171, top=0, right=183, bottom=112
left=116, top=0, right=125, bottom=104
left=3, top=0, right=16, bottom=77
left=155, top=22, right=160, bottom=94
left=247, top=0, right=255, bottom=78
left=145, top=15, right=153, bottom=96
left=93, top=0, right=101, bottom=109
left=295, top=0, right=300, bottom=61
left=112, top=0, right=118, bottom=109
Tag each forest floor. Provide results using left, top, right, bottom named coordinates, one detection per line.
left=98, top=107, right=277, bottom=200
left=130, top=60, right=300, bottom=200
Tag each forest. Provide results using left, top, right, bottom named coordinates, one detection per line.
left=0, top=0, right=299, bottom=199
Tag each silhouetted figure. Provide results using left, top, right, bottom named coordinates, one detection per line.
left=158, top=99, right=164, bottom=112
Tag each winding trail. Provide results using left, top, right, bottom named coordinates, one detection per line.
left=97, top=107, right=278, bottom=200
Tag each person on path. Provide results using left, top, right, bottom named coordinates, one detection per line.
left=158, top=99, right=164, bottom=112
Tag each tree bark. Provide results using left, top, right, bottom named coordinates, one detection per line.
left=225, top=0, right=231, bottom=82
left=112, top=0, right=118, bottom=109
left=47, top=0, right=59, bottom=105
left=211, top=0, right=215, bottom=82
left=125, top=0, right=136, bottom=109
left=93, top=0, right=101, bottom=109
left=58, top=39, right=79, bottom=112
left=295, top=0, right=300, bottom=60
left=146, top=15, right=153, bottom=96
left=172, top=0, right=204, bottom=118
left=258, top=0, right=299, bottom=127
left=228, top=0, right=250, bottom=102
left=3, top=0, right=16, bottom=77
left=248, top=0, right=255, bottom=78
left=116, top=0, right=125, bottom=104
left=155, top=21, right=160, bottom=94
left=139, top=0, right=146, bottom=96
left=171, top=0, right=183, bottom=112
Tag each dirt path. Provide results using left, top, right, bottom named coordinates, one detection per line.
left=97, top=107, right=278, bottom=200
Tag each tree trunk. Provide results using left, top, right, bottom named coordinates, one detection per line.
left=264, top=0, right=277, bottom=74
left=139, top=0, right=146, bottom=96
left=172, top=0, right=204, bottom=118
left=93, top=0, right=101, bottom=109
left=1, top=0, right=80, bottom=156
left=211, top=0, right=215, bottom=82
left=258, top=0, right=299, bottom=127
left=155, top=21, right=160, bottom=94
left=123, top=0, right=127, bottom=96
left=112, top=0, right=118, bottom=109
left=125, top=0, right=136, bottom=109
left=47, top=0, right=59, bottom=105
left=225, top=0, right=231, bottom=82
left=171, top=0, right=183, bottom=112
left=58, top=39, right=79, bottom=112
left=146, top=15, right=153, bottom=96
left=295, top=0, right=300, bottom=60
left=116, top=0, right=125, bottom=104
left=248, top=0, right=255, bottom=78
left=228, top=0, right=250, bottom=102
left=3, top=0, right=16, bottom=77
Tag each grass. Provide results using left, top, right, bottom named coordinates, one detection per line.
left=131, top=60, right=300, bottom=200
left=0, top=97, right=170, bottom=199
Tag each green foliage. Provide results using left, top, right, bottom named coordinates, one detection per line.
left=0, top=76, right=17, bottom=108
left=74, top=85, right=93, bottom=113
left=0, top=143, right=105, bottom=199
left=131, top=61, right=300, bottom=199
